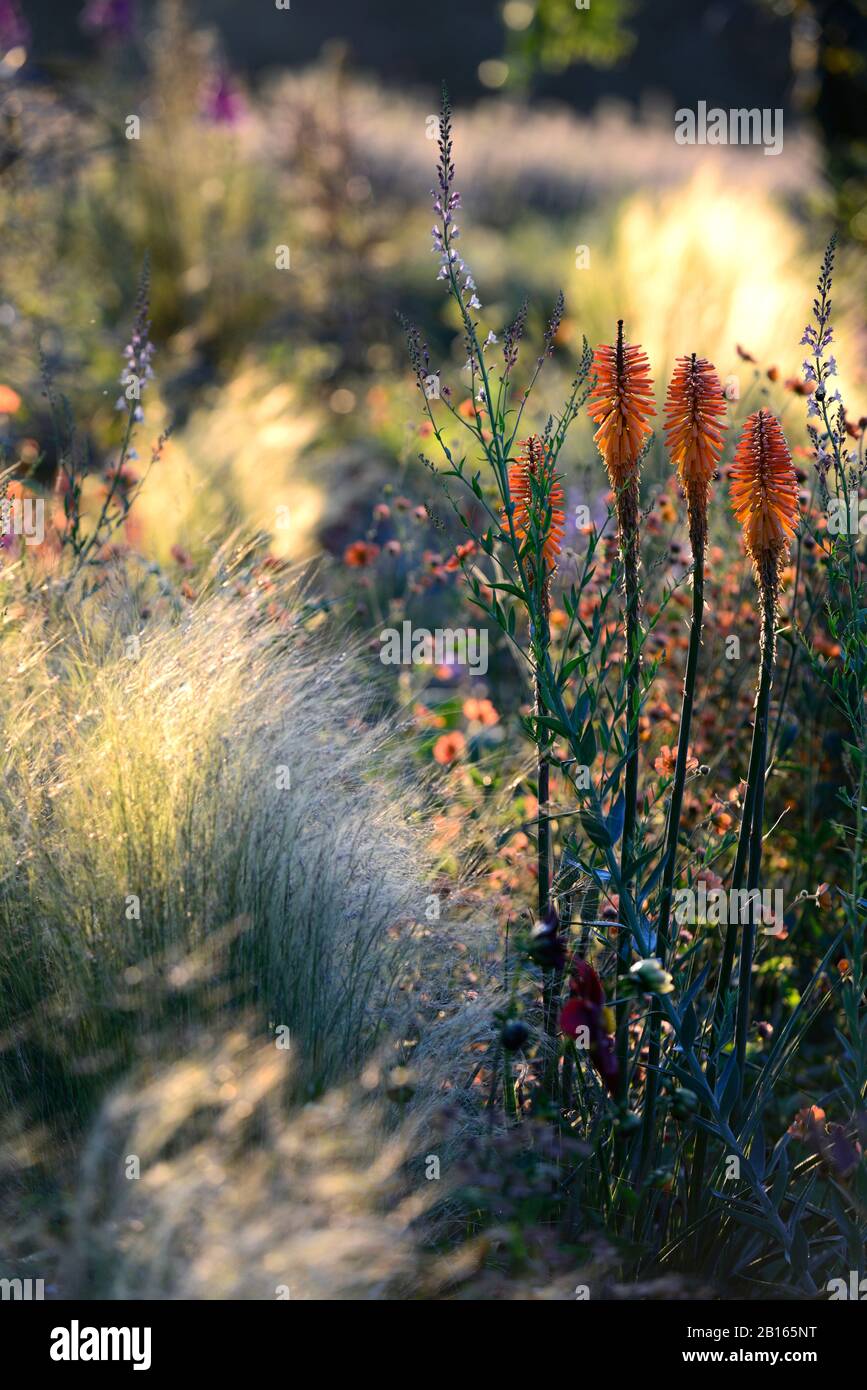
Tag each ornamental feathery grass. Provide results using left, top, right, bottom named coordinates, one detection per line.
left=0, top=582, right=433, bottom=1133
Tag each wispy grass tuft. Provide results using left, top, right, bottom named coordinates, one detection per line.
left=0, top=582, right=433, bottom=1132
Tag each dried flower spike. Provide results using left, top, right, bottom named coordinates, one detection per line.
left=587, top=322, right=655, bottom=487
left=729, top=409, right=799, bottom=576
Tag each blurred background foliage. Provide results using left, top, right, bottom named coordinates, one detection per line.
left=0, top=0, right=863, bottom=571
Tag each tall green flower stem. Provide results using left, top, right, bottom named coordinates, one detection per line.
left=685, top=718, right=759, bottom=1226
left=711, top=701, right=765, bottom=1043
left=688, top=392, right=799, bottom=1226
left=637, top=352, right=725, bottom=1180
left=686, top=581, right=778, bottom=1223
left=536, top=608, right=552, bottom=919
left=733, top=564, right=777, bottom=1110
left=503, top=1051, right=519, bottom=1120
left=640, top=527, right=705, bottom=1173
left=616, top=475, right=642, bottom=1109
left=585, top=324, right=656, bottom=1118
left=535, top=598, right=561, bottom=1106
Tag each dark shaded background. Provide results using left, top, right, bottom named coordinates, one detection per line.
left=26, top=0, right=796, bottom=114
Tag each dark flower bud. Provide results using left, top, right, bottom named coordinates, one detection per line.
left=528, top=903, right=564, bottom=969
left=670, top=1087, right=699, bottom=1121
left=501, top=1018, right=530, bottom=1052
left=616, top=1109, right=642, bottom=1133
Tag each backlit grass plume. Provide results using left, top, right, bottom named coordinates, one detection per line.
left=642, top=353, right=726, bottom=1170
left=588, top=324, right=655, bottom=1105
left=0, top=585, right=434, bottom=1130
left=725, top=408, right=799, bottom=1109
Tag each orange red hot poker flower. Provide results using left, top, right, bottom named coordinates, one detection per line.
left=504, top=435, right=565, bottom=574
left=663, top=354, right=727, bottom=551
left=587, top=323, right=655, bottom=487
left=729, top=409, right=799, bottom=572
left=664, top=355, right=726, bottom=488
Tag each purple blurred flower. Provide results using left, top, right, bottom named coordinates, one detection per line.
left=81, top=0, right=135, bottom=39
left=201, top=68, right=245, bottom=125
left=0, top=0, right=29, bottom=54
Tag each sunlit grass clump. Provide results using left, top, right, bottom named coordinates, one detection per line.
left=0, top=584, right=432, bottom=1131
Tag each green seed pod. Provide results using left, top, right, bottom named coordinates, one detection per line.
left=616, top=1109, right=642, bottom=1134
left=671, top=1087, right=699, bottom=1121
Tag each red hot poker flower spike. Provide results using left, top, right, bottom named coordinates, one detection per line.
left=587, top=323, right=656, bottom=488
left=504, top=434, right=566, bottom=575
left=729, top=408, right=799, bottom=574
left=663, top=353, right=726, bottom=551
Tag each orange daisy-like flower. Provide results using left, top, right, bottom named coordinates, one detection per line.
left=463, top=696, right=499, bottom=726
left=663, top=354, right=726, bottom=496
left=587, top=323, right=655, bottom=488
left=503, top=434, right=565, bottom=574
left=432, top=730, right=466, bottom=765
left=343, top=540, right=381, bottom=567
left=729, top=409, right=799, bottom=571
left=0, top=384, right=22, bottom=415
left=787, top=1104, right=826, bottom=1141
